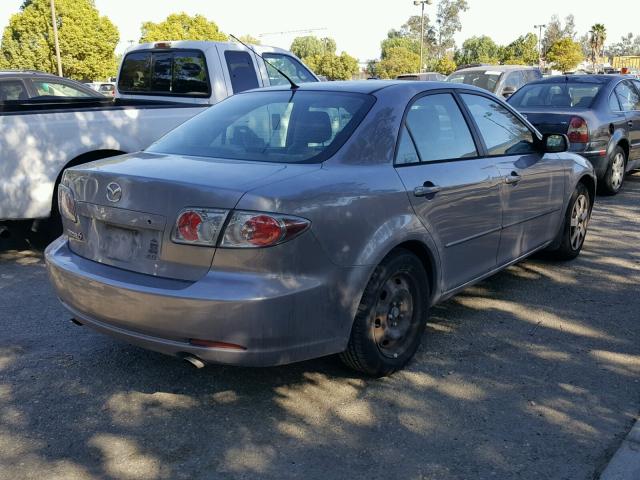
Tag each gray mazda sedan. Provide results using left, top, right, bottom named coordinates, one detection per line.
left=46, top=81, right=596, bottom=376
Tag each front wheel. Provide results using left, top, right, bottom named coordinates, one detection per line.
left=340, top=249, right=430, bottom=377
left=550, top=182, right=591, bottom=260
left=601, top=146, right=626, bottom=195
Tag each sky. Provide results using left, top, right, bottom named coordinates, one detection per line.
left=0, top=0, right=639, bottom=61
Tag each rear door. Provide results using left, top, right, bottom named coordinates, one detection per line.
left=616, top=80, right=640, bottom=164
left=459, top=92, right=565, bottom=264
left=393, top=91, right=503, bottom=292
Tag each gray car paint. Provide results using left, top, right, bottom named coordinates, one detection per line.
left=45, top=80, right=596, bottom=367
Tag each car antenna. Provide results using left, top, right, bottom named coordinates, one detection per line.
left=229, top=34, right=299, bottom=90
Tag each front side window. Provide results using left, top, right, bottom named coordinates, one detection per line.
left=224, top=51, right=260, bottom=93
left=0, top=80, right=28, bottom=101
left=31, top=80, right=94, bottom=98
left=462, top=93, right=536, bottom=156
left=403, top=93, right=477, bottom=162
left=118, top=50, right=209, bottom=96
left=147, top=90, right=374, bottom=164
left=615, top=81, right=640, bottom=111
left=263, top=53, right=317, bottom=86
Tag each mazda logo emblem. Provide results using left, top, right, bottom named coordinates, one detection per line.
left=106, top=182, right=122, bottom=203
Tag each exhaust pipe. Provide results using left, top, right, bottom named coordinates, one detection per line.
left=182, top=354, right=205, bottom=369
left=70, top=318, right=83, bottom=326
left=0, top=225, right=9, bottom=239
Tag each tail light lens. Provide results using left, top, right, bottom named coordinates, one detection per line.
left=58, top=184, right=77, bottom=223
left=171, top=208, right=228, bottom=246
left=221, top=211, right=310, bottom=248
left=567, top=116, right=589, bottom=143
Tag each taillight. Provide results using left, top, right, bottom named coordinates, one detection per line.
left=171, top=208, right=228, bottom=246
left=221, top=211, right=310, bottom=248
left=567, top=116, right=589, bottom=143
left=58, top=184, right=77, bottom=223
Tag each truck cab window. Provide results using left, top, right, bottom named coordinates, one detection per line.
left=224, top=51, right=260, bottom=94
left=0, top=80, right=28, bottom=101
left=262, top=53, right=316, bottom=86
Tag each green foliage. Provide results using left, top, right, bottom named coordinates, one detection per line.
left=435, top=0, right=469, bottom=55
left=290, top=36, right=336, bottom=59
left=305, top=52, right=359, bottom=80
left=454, top=35, right=501, bottom=66
left=432, top=56, right=456, bottom=74
left=606, top=33, right=640, bottom=56
left=377, top=46, right=420, bottom=79
left=1, top=0, right=119, bottom=80
left=381, top=36, right=420, bottom=59
left=542, top=14, right=576, bottom=54
left=237, top=34, right=261, bottom=45
left=501, top=33, right=539, bottom=65
left=589, top=24, right=606, bottom=66
left=547, top=38, right=584, bottom=72
left=140, top=13, right=227, bottom=43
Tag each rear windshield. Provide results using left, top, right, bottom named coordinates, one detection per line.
left=146, top=90, right=374, bottom=163
left=447, top=71, right=503, bottom=92
left=118, top=49, right=210, bottom=97
left=508, top=82, right=604, bottom=108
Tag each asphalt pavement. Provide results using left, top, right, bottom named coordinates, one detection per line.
left=1, top=173, right=639, bottom=480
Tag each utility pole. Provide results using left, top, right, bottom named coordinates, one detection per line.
left=534, top=24, right=546, bottom=69
left=50, top=0, right=62, bottom=76
left=413, top=0, right=432, bottom=73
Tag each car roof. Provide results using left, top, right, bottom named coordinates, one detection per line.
left=522, top=74, right=623, bottom=86
left=453, top=65, right=539, bottom=73
left=128, top=40, right=292, bottom=56
left=0, top=70, right=62, bottom=79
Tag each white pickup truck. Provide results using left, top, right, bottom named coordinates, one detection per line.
left=0, top=40, right=318, bottom=232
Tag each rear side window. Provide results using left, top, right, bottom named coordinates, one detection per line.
left=118, top=50, right=209, bottom=96
left=0, top=80, right=28, bottom=101
left=504, top=71, right=524, bottom=90
left=263, top=53, right=317, bottom=86
left=32, top=80, right=95, bottom=98
left=402, top=93, right=478, bottom=163
left=461, top=93, right=536, bottom=156
left=615, top=81, right=640, bottom=111
left=509, top=82, right=603, bottom=108
left=224, top=51, right=260, bottom=93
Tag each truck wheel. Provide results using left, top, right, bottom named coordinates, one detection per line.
left=601, top=146, right=626, bottom=195
left=340, top=249, right=430, bottom=377
left=550, top=182, right=591, bottom=261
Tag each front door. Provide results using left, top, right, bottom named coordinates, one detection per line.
left=393, top=92, right=503, bottom=292
left=459, top=93, right=566, bottom=264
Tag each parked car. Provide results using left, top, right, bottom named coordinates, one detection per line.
left=46, top=80, right=595, bottom=377
left=98, top=83, right=116, bottom=97
left=397, top=72, right=447, bottom=81
left=0, top=41, right=318, bottom=235
left=507, top=74, right=640, bottom=194
left=447, top=65, right=542, bottom=98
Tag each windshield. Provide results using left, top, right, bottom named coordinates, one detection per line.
left=447, top=71, right=503, bottom=92
left=147, top=90, right=374, bottom=163
left=508, top=82, right=604, bottom=108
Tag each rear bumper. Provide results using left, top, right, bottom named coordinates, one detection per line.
left=45, top=237, right=358, bottom=367
left=580, top=150, right=610, bottom=179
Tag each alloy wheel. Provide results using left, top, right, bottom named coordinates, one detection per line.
left=570, top=194, right=589, bottom=250
left=610, top=152, right=625, bottom=191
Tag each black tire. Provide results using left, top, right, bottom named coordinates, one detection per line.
left=340, top=249, right=430, bottom=377
left=549, top=182, right=591, bottom=261
left=601, top=145, right=626, bottom=195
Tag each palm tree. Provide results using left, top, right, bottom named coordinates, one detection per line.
left=589, top=24, right=607, bottom=73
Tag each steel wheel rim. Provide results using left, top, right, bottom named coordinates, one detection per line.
left=372, top=272, right=416, bottom=359
left=570, top=194, right=589, bottom=250
left=611, top=153, right=625, bottom=190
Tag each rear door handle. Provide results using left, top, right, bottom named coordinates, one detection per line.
left=413, top=185, right=441, bottom=197
left=504, top=172, right=521, bottom=185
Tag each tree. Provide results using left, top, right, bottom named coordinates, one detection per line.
left=454, top=35, right=501, bottom=66
left=290, top=36, right=336, bottom=59
left=1, top=0, right=119, bottom=80
left=435, top=0, right=469, bottom=57
left=305, top=52, right=359, bottom=80
left=500, top=33, right=539, bottom=65
left=542, top=14, right=576, bottom=55
left=140, top=13, right=227, bottom=43
left=432, top=56, right=456, bottom=74
left=546, top=38, right=583, bottom=72
left=238, top=34, right=260, bottom=45
left=606, top=33, right=640, bottom=56
left=381, top=36, right=420, bottom=59
left=589, top=24, right=606, bottom=72
left=377, top=46, right=420, bottom=78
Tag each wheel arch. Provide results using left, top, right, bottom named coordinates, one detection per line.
left=577, top=174, right=596, bottom=211
left=385, top=239, right=439, bottom=306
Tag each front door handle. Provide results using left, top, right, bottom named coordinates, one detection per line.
left=629, top=120, right=634, bottom=128
left=504, top=172, right=521, bottom=185
left=413, top=184, right=441, bottom=197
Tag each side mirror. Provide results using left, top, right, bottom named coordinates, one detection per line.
left=501, top=86, right=517, bottom=98
left=543, top=133, right=569, bottom=153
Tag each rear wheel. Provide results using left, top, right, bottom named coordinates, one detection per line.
left=340, top=249, right=430, bottom=377
left=601, top=146, right=626, bottom=195
left=550, top=182, right=591, bottom=260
